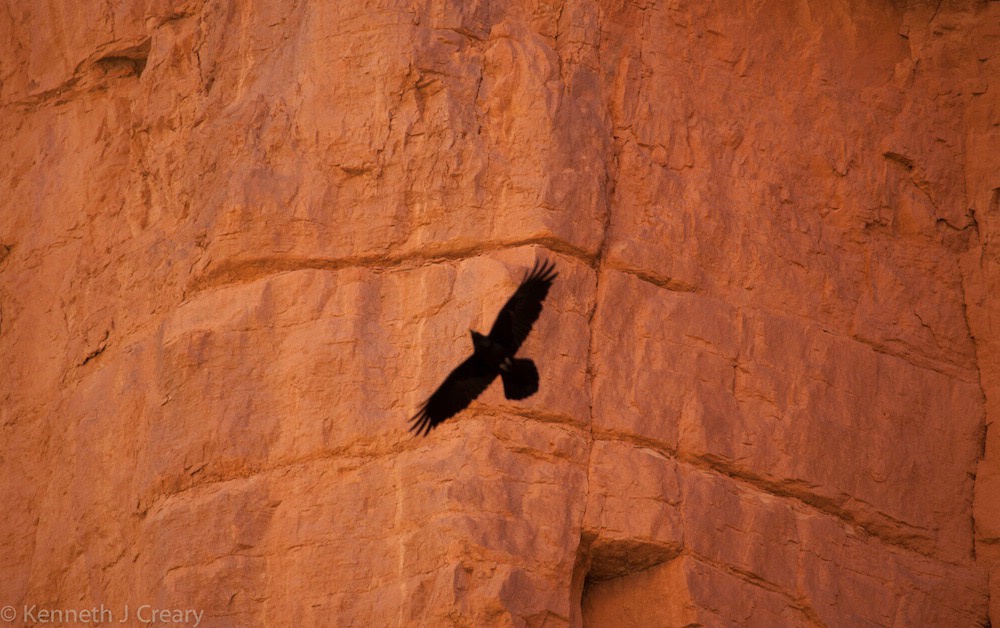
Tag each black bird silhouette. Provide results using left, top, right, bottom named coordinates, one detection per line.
left=409, top=259, right=558, bottom=436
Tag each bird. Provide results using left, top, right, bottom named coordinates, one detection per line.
left=409, top=258, right=558, bottom=436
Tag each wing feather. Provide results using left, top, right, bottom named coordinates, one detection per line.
left=409, top=354, right=498, bottom=436
left=487, top=258, right=558, bottom=354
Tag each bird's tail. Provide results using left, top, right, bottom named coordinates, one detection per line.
left=501, top=358, right=539, bottom=400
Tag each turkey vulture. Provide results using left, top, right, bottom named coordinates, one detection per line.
left=409, top=258, right=558, bottom=436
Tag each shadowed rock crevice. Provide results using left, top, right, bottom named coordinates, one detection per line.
left=78, top=329, right=110, bottom=367
left=8, top=36, right=151, bottom=110
left=571, top=534, right=682, bottom=626
left=582, top=538, right=681, bottom=583
left=0, top=243, right=12, bottom=267
left=883, top=151, right=915, bottom=170
left=93, top=36, right=151, bottom=78
left=579, top=555, right=825, bottom=628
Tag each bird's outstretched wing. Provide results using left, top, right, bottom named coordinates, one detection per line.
left=409, top=354, right=499, bottom=436
left=487, top=258, right=558, bottom=354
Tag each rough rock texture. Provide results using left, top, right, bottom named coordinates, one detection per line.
left=1, top=1, right=997, bottom=626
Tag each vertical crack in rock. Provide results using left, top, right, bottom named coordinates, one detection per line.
left=575, top=0, right=624, bottom=616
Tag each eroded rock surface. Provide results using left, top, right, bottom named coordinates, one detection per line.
left=1, top=1, right=997, bottom=625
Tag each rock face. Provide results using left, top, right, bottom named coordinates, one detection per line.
left=1, top=1, right=997, bottom=625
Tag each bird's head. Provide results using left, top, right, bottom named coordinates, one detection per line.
left=469, top=329, right=489, bottom=351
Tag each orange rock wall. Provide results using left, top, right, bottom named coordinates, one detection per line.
left=0, top=0, right=997, bottom=625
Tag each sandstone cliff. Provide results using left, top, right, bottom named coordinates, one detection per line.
left=1, top=1, right=998, bottom=625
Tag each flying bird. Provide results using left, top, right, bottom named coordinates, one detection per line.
left=409, top=258, right=558, bottom=436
